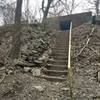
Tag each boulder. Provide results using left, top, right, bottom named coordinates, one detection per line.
left=32, top=68, right=41, bottom=76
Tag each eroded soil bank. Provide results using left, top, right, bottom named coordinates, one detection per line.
left=0, top=23, right=100, bottom=100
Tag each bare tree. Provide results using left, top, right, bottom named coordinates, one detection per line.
left=84, top=0, right=100, bottom=15
left=49, top=0, right=64, bottom=17
left=9, top=0, right=23, bottom=59
left=60, top=0, right=80, bottom=15
left=95, top=0, right=100, bottom=15
left=48, top=0, right=80, bottom=17
left=0, top=0, right=16, bottom=25
left=41, top=0, right=53, bottom=29
left=15, top=0, right=23, bottom=24
left=3, top=3, right=15, bottom=25
left=22, top=1, right=40, bottom=24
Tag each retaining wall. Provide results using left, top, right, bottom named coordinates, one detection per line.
left=46, top=12, right=92, bottom=31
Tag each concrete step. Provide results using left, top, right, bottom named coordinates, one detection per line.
left=52, top=47, right=68, bottom=50
left=47, top=64, right=67, bottom=67
left=55, top=41, right=68, bottom=43
left=52, top=48, right=68, bottom=51
left=55, top=40, right=68, bottom=42
left=55, top=37, right=68, bottom=39
left=50, top=56, right=68, bottom=60
left=52, top=50, right=68, bottom=54
left=48, top=59, right=67, bottom=65
left=42, top=69, right=68, bottom=76
left=52, top=49, right=68, bottom=53
left=40, top=75, right=66, bottom=81
left=55, top=43, right=68, bottom=45
left=51, top=52, right=68, bottom=57
left=52, top=43, right=67, bottom=46
left=46, top=65, right=67, bottom=71
left=53, top=44, right=69, bottom=46
left=52, top=51, right=67, bottom=54
left=52, top=46, right=68, bottom=50
left=55, top=46, right=68, bottom=48
left=48, top=59, right=67, bottom=63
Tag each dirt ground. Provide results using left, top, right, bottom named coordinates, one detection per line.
left=0, top=72, right=70, bottom=100
left=72, top=23, right=100, bottom=100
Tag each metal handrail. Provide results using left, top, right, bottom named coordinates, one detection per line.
left=68, top=22, right=73, bottom=100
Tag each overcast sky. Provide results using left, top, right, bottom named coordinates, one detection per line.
left=9, top=0, right=88, bottom=14
left=27, top=0, right=88, bottom=18
left=28, top=0, right=84, bottom=13
left=5, top=0, right=93, bottom=15
left=0, top=0, right=93, bottom=25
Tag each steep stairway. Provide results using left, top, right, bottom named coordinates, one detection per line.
left=42, top=31, right=69, bottom=81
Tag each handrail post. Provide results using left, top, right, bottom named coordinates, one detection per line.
left=68, top=22, right=73, bottom=100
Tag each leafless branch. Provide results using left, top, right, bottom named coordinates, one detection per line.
left=75, top=27, right=95, bottom=57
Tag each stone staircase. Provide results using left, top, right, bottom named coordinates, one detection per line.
left=42, top=31, right=69, bottom=81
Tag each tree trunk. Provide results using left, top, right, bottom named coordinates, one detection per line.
left=10, top=0, right=23, bottom=59
left=42, top=0, right=53, bottom=30
left=95, top=0, right=100, bottom=15
left=15, top=0, right=23, bottom=24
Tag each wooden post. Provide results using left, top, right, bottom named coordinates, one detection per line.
left=68, top=22, right=73, bottom=100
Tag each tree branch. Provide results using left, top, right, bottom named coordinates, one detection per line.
left=75, top=27, right=95, bottom=57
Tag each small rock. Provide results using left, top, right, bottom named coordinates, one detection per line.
left=38, top=50, right=49, bottom=62
left=34, top=60, right=42, bottom=64
left=33, top=86, right=45, bottom=92
left=61, top=87, right=69, bottom=91
left=55, top=82, right=59, bottom=85
left=98, top=71, right=100, bottom=82
left=32, top=68, right=41, bottom=76
left=0, top=67, right=5, bottom=71
left=49, top=58, right=54, bottom=62
left=7, top=69, right=13, bottom=75
left=24, top=67, right=31, bottom=72
left=48, top=49, right=52, bottom=55
left=39, top=54, right=49, bottom=62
